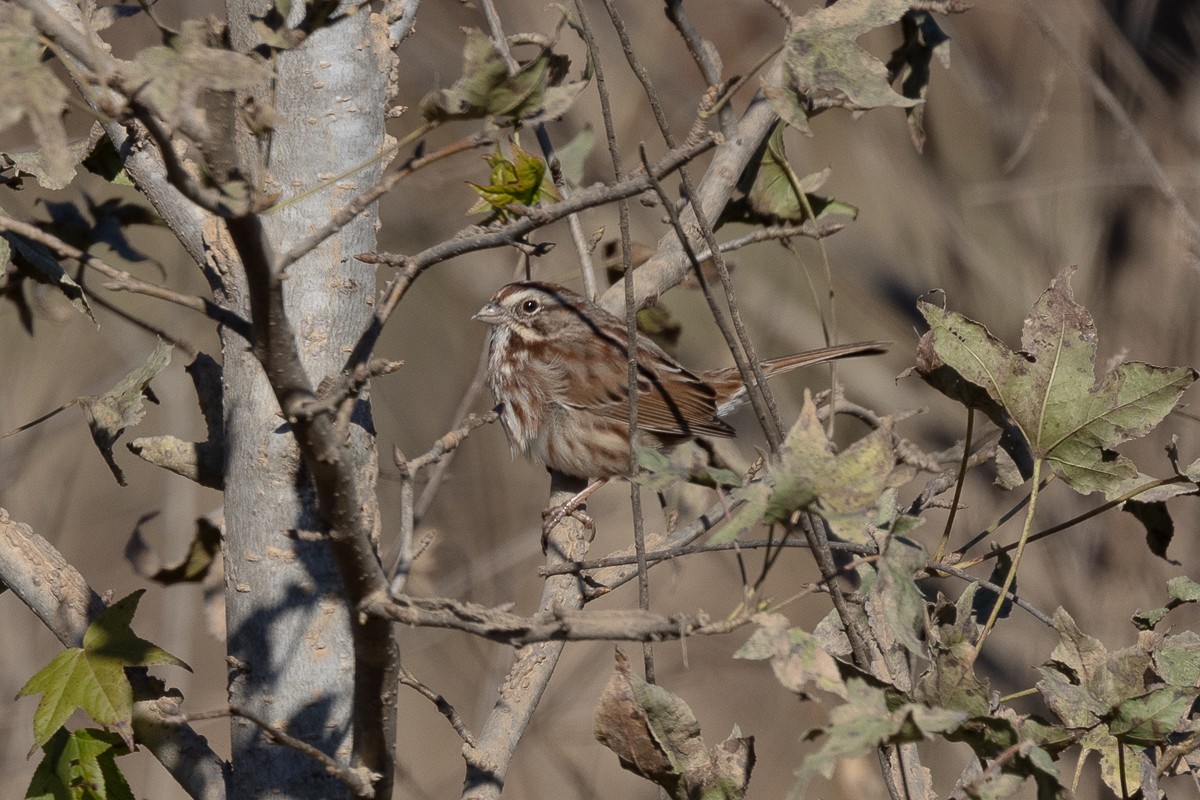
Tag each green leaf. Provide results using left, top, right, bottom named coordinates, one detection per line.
left=1152, top=630, right=1200, bottom=688
left=793, top=678, right=964, bottom=796
left=734, top=613, right=846, bottom=700
left=3, top=231, right=95, bottom=325
left=1131, top=576, right=1200, bottom=630
left=868, top=536, right=926, bottom=655
left=721, top=124, right=857, bottom=226
left=554, top=125, right=594, bottom=187
left=80, top=341, right=173, bottom=486
left=421, top=26, right=589, bottom=125
left=467, top=139, right=561, bottom=219
left=711, top=393, right=915, bottom=544
left=25, top=728, right=133, bottom=800
left=18, top=590, right=190, bottom=751
left=80, top=129, right=133, bottom=187
left=1105, top=686, right=1197, bottom=747
left=765, top=0, right=921, bottom=134
left=917, top=267, right=1197, bottom=496
left=595, top=650, right=753, bottom=799
left=1079, top=727, right=1143, bottom=799
left=125, top=21, right=272, bottom=133
left=0, top=7, right=73, bottom=190
left=632, top=446, right=743, bottom=492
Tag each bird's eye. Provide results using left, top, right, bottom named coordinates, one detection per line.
left=521, top=299, right=540, bottom=314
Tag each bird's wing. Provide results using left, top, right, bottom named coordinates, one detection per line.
left=558, top=336, right=735, bottom=438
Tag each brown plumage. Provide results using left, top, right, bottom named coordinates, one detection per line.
left=473, top=281, right=888, bottom=478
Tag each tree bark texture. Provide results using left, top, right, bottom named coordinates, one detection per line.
left=220, top=3, right=393, bottom=797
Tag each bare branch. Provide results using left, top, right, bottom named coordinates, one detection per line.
left=398, top=664, right=477, bottom=747
left=17, top=0, right=209, bottom=262
left=0, top=507, right=230, bottom=800
left=390, top=411, right=497, bottom=594
left=0, top=213, right=248, bottom=337
left=229, top=704, right=376, bottom=798
left=460, top=472, right=592, bottom=800
left=366, top=587, right=753, bottom=647
left=278, top=134, right=494, bottom=273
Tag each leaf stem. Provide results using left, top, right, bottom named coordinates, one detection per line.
left=956, top=474, right=1187, bottom=570
left=933, top=407, right=973, bottom=562
left=976, top=458, right=1043, bottom=652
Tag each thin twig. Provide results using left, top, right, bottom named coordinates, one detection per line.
left=955, top=474, right=1191, bottom=570
left=933, top=407, right=974, bottom=562
left=925, top=561, right=1054, bottom=627
left=0, top=213, right=248, bottom=337
left=278, top=134, right=493, bottom=273
left=408, top=411, right=498, bottom=475
left=343, top=133, right=718, bottom=404
left=414, top=343, right=492, bottom=523
left=479, top=0, right=597, bottom=296
left=572, top=0, right=655, bottom=682
left=390, top=412, right=498, bottom=593
left=604, top=0, right=786, bottom=449
left=636, top=142, right=785, bottom=449
left=663, top=0, right=738, bottom=137
left=541, top=536, right=871, bottom=575
left=398, top=663, right=477, bottom=747
left=229, top=704, right=376, bottom=798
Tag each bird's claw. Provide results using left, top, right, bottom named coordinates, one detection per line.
left=541, top=503, right=595, bottom=554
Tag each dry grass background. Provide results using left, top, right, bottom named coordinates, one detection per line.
left=2, top=1, right=1199, bottom=798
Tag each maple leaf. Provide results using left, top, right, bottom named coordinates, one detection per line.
left=764, top=0, right=921, bottom=133
left=917, top=267, right=1196, bottom=496
left=18, top=590, right=190, bottom=752
left=0, top=7, right=73, bottom=189
left=711, top=392, right=915, bottom=545
left=467, top=139, right=560, bottom=220
left=26, top=728, right=133, bottom=800
left=421, top=24, right=589, bottom=125
left=721, top=123, right=857, bottom=227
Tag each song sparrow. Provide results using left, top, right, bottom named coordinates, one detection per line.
left=474, top=281, right=888, bottom=480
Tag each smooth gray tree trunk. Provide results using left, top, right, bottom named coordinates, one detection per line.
left=221, top=2, right=391, bottom=796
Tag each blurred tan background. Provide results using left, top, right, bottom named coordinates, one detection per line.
left=2, top=1, right=1199, bottom=797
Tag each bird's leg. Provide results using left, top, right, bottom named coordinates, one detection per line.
left=541, top=479, right=605, bottom=553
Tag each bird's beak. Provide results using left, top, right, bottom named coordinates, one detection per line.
left=472, top=301, right=505, bottom=324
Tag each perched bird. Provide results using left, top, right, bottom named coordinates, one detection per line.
left=473, top=280, right=888, bottom=480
